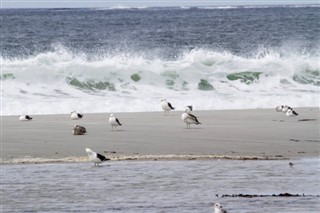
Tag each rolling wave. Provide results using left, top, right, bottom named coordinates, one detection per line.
left=2, top=46, right=319, bottom=115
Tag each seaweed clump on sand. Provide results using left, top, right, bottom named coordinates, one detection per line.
left=218, top=193, right=320, bottom=198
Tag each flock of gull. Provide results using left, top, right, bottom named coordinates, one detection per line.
left=275, top=105, right=299, bottom=117
left=17, top=99, right=228, bottom=212
left=16, top=100, right=301, bottom=213
left=18, top=100, right=299, bottom=167
left=18, top=98, right=204, bottom=164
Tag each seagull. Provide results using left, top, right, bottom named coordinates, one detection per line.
left=85, top=148, right=110, bottom=166
left=213, top=203, right=228, bottom=213
left=286, top=108, right=298, bottom=117
left=19, top=115, right=33, bottom=121
left=160, top=98, right=175, bottom=115
left=181, top=109, right=201, bottom=128
left=275, top=105, right=284, bottom=112
left=73, top=125, right=86, bottom=135
left=281, top=105, right=290, bottom=113
left=289, top=162, right=294, bottom=167
left=109, top=114, right=122, bottom=130
left=184, top=105, right=193, bottom=113
left=70, top=111, right=83, bottom=120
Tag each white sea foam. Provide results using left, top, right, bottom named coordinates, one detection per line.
left=1, top=47, right=319, bottom=115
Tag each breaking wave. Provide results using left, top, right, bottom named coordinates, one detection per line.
left=1, top=46, right=319, bottom=115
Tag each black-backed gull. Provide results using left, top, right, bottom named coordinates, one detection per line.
left=109, top=114, right=122, bottom=130
left=286, top=108, right=298, bottom=117
left=181, top=109, right=201, bottom=128
left=184, top=105, right=193, bottom=113
left=85, top=148, right=110, bottom=166
left=70, top=111, right=83, bottom=120
left=160, top=98, right=175, bottom=115
left=19, top=115, right=33, bottom=121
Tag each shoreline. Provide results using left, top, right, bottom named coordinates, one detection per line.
left=2, top=108, right=319, bottom=165
left=2, top=154, right=293, bottom=165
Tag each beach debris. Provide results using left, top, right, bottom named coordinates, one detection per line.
left=73, top=125, right=86, bottom=135
left=104, top=151, right=117, bottom=154
left=304, top=139, right=320, bottom=143
left=213, top=202, right=228, bottom=213
left=298, top=119, right=317, bottom=122
left=219, top=193, right=320, bottom=198
left=160, top=98, right=175, bottom=115
left=85, top=148, right=110, bottom=166
left=18, top=115, right=32, bottom=121
left=109, top=114, right=122, bottom=130
left=70, top=111, right=83, bottom=120
left=290, top=139, right=320, bottom=143
left=181, top=108, right=201, bottom=128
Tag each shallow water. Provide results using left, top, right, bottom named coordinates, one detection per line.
left=1, top=159, right=320, bottom=212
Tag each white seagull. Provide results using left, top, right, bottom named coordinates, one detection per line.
left=19, top=115, right=33, bottom=121
left=160, top=98, right=175, bottom=115
left=286, top=108, right=298, bottom=117
left=109, top=114, right=122, bottom=130
left=85, top=148, right=110, bottom=166
left=73, top=125, right=86, bottom=135
left=181, top=109, right=201, bottom=128
left=70, top=111, right=83, bottom=120
left=281, top=105, right=290, bottom=113
left=213, top=203, right=228, bottom=213
left=275, top=105, right=284, bottom=112
left=184, top=105, right=193, bottom=113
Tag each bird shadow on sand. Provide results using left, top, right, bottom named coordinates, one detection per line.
left=88, top=164, right=111, bottom=169
left=110, top=129, right=126, bottom=132
left=163, top=114, right=179, bottom=117
left=183, top=127, right=203, bottom=130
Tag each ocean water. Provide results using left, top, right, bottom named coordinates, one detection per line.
left=1, top=6, right=319, bottom=115
left=1, top=159, right=320, bottom=212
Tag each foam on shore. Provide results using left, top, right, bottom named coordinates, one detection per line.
left=1, top=154, right=289, bottom=165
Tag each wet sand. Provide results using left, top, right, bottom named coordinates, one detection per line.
left=1, top=108, right=319, bottom=164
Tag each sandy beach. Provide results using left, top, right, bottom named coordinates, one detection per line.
left=1, top=108, right=319, bottom=164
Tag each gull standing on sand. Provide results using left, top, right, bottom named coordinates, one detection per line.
left=161, top=98, right=175, bottom=115
left=19, top=115, right=33, bottom=121
left=213, top=203, right=228, bottom=213
left=70, top=111, right=83, bottom=120
left=109, top=114, right=122, bottom=130
left=286, top=108, right=298, bottom=117
left=73, top=125, right=86, bottom=135
left=281, top=105, right=290, bottom=113
left=181, top=108, right=201, bottom=128
left=275, top=105, right=284, bottom=112
left=184, top=105, right=193, bottom=113
left=85, top=148, right=110, bottom=166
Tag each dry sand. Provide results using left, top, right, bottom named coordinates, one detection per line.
left=1, top=108, right=319, bottom=164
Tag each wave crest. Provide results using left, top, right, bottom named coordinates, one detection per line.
left=2, top=47, right=319, bottom=115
